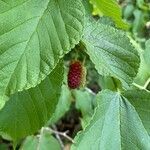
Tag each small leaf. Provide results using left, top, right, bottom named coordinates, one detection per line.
left=72, top=90, right=150, bottom=150
left=0, top=0, right=84, bottom=105
left=83, top=19, right=140, bottom=89
left=134, top=39, right=150, bottom=86
left=132, top=9, right=145, bottom=34
left=90, top=0, right=129, bottom=29
left=20, top=136, right=38, bottom=150
left=123, top=89, right=150, bottom=135
left=38, top=131, right=61, bottom=150
left=0, top=61, right=64, bottom=141
left=144, top=39, right=150, bottom=68
left=48, top=84, right=72, bottom=125
left=73, top=89, right=95, bottom=128
left=20, top=131, right=61, bottom=150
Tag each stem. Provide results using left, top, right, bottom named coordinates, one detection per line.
left=132, top=78, right=150, bottom=92
left=44, top=127, right=75, bottom=144
left=85, top=87, right=96, bottom=95
left=143, top=78, right=150, bottom=89
left=52, top=125, right=64, bottom=150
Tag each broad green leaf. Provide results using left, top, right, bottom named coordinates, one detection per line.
left=0, top=61, right=64, bottom=141
left=90, top=0, right=128, bottom=29
left=20, top=131, right=61, bottom=150
left=48, top=84, right=72, bottom=125
left=123, top=89, right=150, bottom=135
left=0, top=0, right=84, bottom=104
left=72, top=90, right=150, bottom=150
left=83, top=19, right=140, bottom=89
left=73, top=89, right=95, bottom=128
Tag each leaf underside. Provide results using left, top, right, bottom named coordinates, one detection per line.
left=83, top=18, right=140, bottom=89
left=123, top=89, right=150, bottom=135
left=72, top=90, right=150, bottom=150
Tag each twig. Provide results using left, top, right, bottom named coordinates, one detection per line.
left=52, top=125, right=64, bottom=150
left=132, top=81, right=150, bottom=92
left=143, top=78, right=150, bottom=89
left=44, top=127, right=75, bottom=144
left=37, top=127, right=64, bottom=150
left=37, top=127, right=44, bottom=150
left=85, top=87, right=96, bottom=95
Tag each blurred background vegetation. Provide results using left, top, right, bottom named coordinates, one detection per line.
left=0, top=0, right=149, bottom=149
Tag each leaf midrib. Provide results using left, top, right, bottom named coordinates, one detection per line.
left=4, top=0, right=50, bottom=96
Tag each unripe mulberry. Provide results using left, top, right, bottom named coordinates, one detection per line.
left=68, top=60, right=86, bottom=89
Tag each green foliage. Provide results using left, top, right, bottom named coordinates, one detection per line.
left=132, top=9, right=145, bottom=34
left=20, top=131, right=61, bottom=150
left=20, top=136, right=39, bottom=150
left=90, top=0, right=129, bottom=29
left=143, top=39, right=150, bottom=67
left=48, top=84, right=72, bottom=125
left=73, top=89, right=95, bottom=128
left=72, top=90, right=150, bottom=150
left=135, top=39, right=150, bottom=86
left=0, top=143, right=8, bottom=150
left=82, top=18, right=140, bottom=89
left=0, top=62, right=64, bottom=142
left=0, top=0, right=84, bottom=106
left=124, top=89, right=150, bottom=134
left=0, top=0, right=150, bottom=149
left=98, top=76, right=122, bottom=91
left=122, top=0, right=150, bottom=45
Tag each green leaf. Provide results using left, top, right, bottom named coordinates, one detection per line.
left=90, top=0, right=129, bottom=29
left=72, top=90, right=150, bottom=150
left=20, top=131, right=61, bottom=150
left=123, top=4, right=135, bottom=20
left=48, top=84, right=72, bottom=125
left=20, top=136, right=38, bottom=150
left=82, top=0, right=93, bottom=15
left=83, top=19, right=140, bottom=89
left=0, top=0, right=84, bottom=104
left=134, top=39, right=150, bottom=86
left=97, top=17, right=115, bottom=27
left=74, top=90, right=95, bottom=116
left=73, top=89, right=95, bottom=128
left=144, top=40, right=150, bottom=68
left=98, top=76, right=122, bottom=91
left=0, top=61, right=64, bottom=141
left=132, top=9, right=145, bottom=34
left=123, top=89, right=150, bottom=135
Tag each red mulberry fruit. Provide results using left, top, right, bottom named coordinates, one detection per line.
left=68, top=60, right=86, bottom=89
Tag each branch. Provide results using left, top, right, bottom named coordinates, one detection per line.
left=51, top=125, right=64, bottom=149
left=133, top=78, right=150, bottom=91
left=85, top=87, right=96, bottom=95
left=44, top=127, right=75, bottom=144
